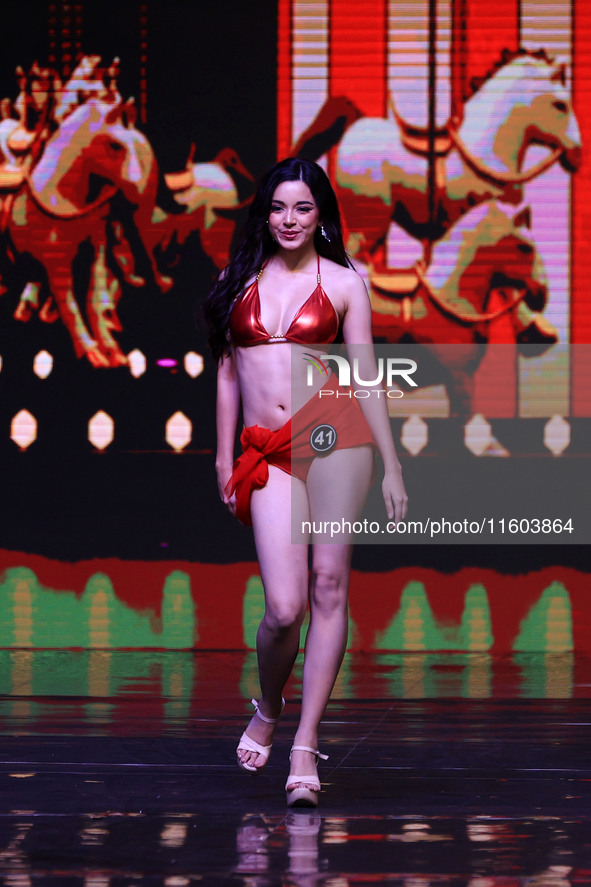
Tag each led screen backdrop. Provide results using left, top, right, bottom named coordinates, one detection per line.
left=0, top=0, right=589, bottom=651
left=278, top=0, right=589, bottom=419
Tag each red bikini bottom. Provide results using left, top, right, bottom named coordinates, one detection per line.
left=226, top=374, right=375, bottom=526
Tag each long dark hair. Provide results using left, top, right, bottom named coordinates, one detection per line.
left=203, top=157, right=352, bottom=361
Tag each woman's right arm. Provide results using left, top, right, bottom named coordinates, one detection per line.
left=216, top=351, right=241, bottom=515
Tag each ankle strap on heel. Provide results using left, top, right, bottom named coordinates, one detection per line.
left=290, top=745, right=329, bottom=761
left=251, top=697, right=286, bottom=725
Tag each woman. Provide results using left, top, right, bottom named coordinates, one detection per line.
left=204, top=158, right=407, bottom=807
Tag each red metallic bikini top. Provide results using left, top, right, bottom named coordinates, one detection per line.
left=229, top=256, right=340, bottom=346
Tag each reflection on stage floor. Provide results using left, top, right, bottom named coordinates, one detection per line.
left=0, top=651, right=589, bottom=885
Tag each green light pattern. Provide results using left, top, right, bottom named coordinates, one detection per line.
left=375, top=582, right=495, bottom=651
left=513, top=582, right=573, bottom=652
left=0, top=567, right=195, bottom=649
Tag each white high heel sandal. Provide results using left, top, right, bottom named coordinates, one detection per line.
left=236, top=697, right=285, bottom=772
left=285, top=745, right=329, bottom=807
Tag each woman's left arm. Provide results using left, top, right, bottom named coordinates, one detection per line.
left=341, top=273, right=408, bottom=523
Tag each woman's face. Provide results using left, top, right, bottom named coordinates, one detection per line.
left=267, top=180, right=320, bottom=251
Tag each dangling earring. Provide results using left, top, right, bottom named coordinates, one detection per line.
left=320, top=224, right=331, bottom=242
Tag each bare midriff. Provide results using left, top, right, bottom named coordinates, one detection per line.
left=233, top=342, right=330, bottom=431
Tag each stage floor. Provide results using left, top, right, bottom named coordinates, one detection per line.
left=0, top=651, right=590, bottom=885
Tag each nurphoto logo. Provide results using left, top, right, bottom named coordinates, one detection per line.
left=305, top=353, right=418, bottom=394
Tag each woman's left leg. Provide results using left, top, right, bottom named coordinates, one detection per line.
left=288, top=445, right=373, bottom=790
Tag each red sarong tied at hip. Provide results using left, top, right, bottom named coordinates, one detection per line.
left=225, top=375, right=375, bottom=526
left=225, top=423, right=293, bottom=525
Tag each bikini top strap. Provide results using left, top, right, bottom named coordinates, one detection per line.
left=317, top=253, right=321, bottom=285
left=256, top=259, right=269, bottom=282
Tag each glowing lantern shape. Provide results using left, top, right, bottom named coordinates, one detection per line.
left=88, top=411, right=114, bottom=451
left=184, top=351, right=204, bottom=378
left=33, top=350, right=53, bottom=379
left=464, top=414, right=493, bottom=456
left=544, top=416, right=570, bottom=456
left=128, top=349, right=147, bottom=378
left=11, top=410, right=37, bottom=450
left=159, top=821, right=188, bottom=848
left=166, top=412, right=192, bottom=452
left=401, top=415, right=428, bottom=455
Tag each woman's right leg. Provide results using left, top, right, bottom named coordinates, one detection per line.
left=237, top=465, right=310, bottom=771
left=288, top=446, right=373, bottom=793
